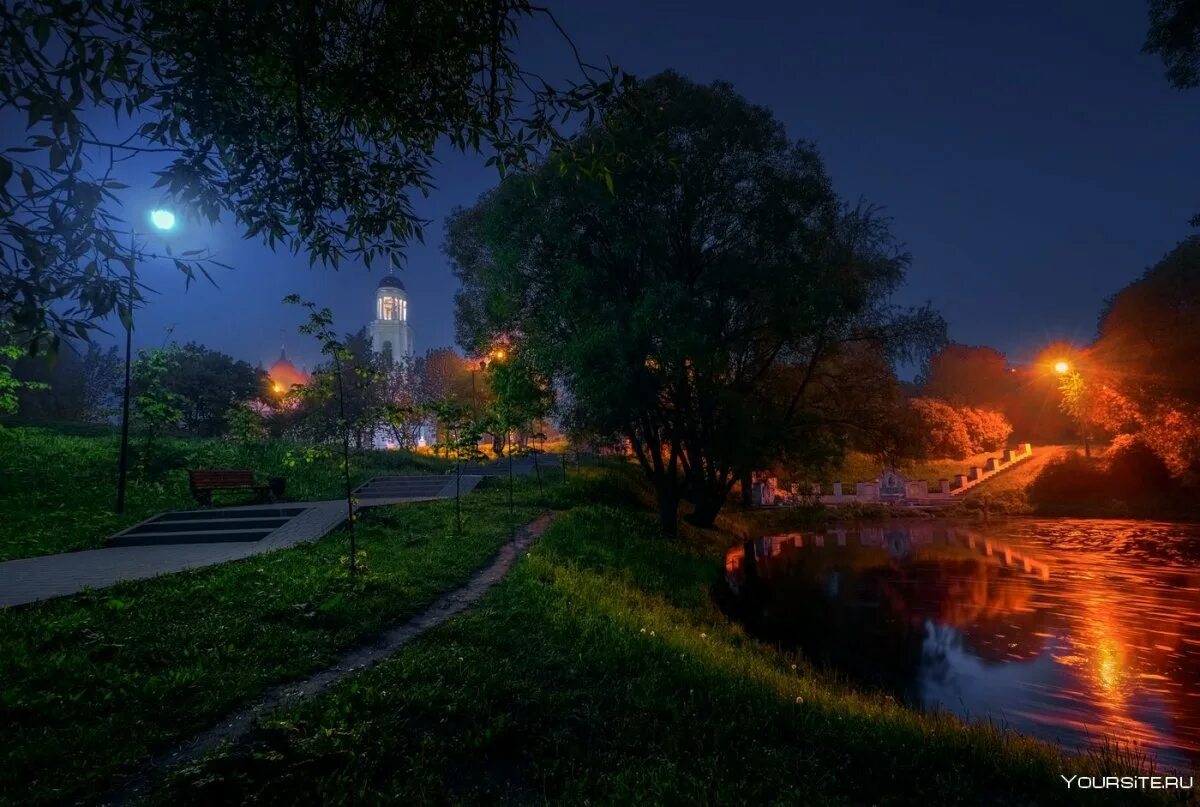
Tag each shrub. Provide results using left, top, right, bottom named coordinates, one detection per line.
left=907, top=398, right=1012, bottom=458
left=1027, top=452, right=1111, bottom=511
left=908, top=398, right=973, bottom=459
left=1029, top=442, right=1175, bottom=514
left=225, top=402, right=268, bottom=445
left=1105, top=435, right=1172, bottom=502
left=959, top=406, right=1012, bottom=452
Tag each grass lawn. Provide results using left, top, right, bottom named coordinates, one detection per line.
left=0, top=473, right=564, bottom=807
left=153, top=472, right=1170, bottom=806
left=0, top=426, right=449, bottom=561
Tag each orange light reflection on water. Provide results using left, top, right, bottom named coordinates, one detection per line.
left=724, top=520, right=1200, bottom=769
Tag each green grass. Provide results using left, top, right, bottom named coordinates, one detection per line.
left=0, top=426, right=449, bottom=561
left=0, top=474, right=561, bottom=807
left=155, top=477, right=1178, bottom=806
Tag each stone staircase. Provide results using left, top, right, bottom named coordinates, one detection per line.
left=108, top=506, right=311, bottom=547
left=351, top=474, right=483, bottom=502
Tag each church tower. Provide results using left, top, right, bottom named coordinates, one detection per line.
left=370, top=274, right=414, bottom=363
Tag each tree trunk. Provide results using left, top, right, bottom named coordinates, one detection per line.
left=740, top=468, right=753, bottom=507
left=688, top=478, right=729, bottom=528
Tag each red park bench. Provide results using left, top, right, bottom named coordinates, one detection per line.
left=188, top=469, right=274, bottom=506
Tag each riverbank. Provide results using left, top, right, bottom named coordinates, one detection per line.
left=152, top=468, right=1181, bottom=805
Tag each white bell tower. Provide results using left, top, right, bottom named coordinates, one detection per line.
left=370, top=274, right=414, bottom=363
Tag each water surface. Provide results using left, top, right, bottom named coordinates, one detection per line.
left=721, top=519, right=1200, bottom=770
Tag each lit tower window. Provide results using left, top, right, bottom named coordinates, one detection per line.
left=377, top=294, right=407, bottom=322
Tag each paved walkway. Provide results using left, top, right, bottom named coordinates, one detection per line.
left=0, top=475, right=482, bottom=609
left=459, top=454, right=545, bottom=477
left=106, top=513, right=554, bottom=806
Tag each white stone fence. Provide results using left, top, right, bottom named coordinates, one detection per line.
left=751, top=443, right=1034, bottom=507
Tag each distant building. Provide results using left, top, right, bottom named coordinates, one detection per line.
left=267, top=347, right=309, bottom=394
left=370, top=274, right=414, bottom=363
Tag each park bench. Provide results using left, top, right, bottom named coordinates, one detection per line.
left=188, top=469, right=274, bottom=505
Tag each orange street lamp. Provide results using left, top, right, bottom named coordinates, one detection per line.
left=273, top=381, right=286, bottom=395
left=1054, top=360, right=1071, bottom=375
left=490, top=347, right=507, bottom=362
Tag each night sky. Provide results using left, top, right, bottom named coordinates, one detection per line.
left=114, top=0, right=1199, bottom=376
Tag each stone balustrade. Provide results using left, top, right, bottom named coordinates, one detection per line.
left=750, top=443, right=1035, bottom=507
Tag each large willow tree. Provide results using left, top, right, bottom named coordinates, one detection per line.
left=449, top=72, right=944, bottom=534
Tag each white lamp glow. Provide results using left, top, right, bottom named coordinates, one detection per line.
left=149, top=209, right=177, bottom=231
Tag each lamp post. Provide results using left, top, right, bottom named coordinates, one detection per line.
left=115, top=209, right=176, bottom=514
left=490, top=348, right=515, bottom=531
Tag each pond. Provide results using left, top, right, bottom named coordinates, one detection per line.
left=721, top=519, right=1200, bottom=771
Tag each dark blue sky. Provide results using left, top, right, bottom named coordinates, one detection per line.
left=119, top=0, right=1199, bottom=376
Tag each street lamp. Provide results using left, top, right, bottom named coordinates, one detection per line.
left=470, top=346, right=508, bottom=418
left=1054, top=360, right=1071, bottom=375
left=116, top=209, right=177, bottom=514
left=149, top=208, right=177, bottom=231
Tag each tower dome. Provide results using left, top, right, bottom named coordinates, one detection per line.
left=378, top=275, right=405, bottom=291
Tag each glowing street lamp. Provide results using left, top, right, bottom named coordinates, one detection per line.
left=149, top=208, right=177, bottom=232
left=1054, top=360, right=1071, bottom=375
left=470, top=346, right=510, bottom=417
left=116, top=208, right=178, bottom=514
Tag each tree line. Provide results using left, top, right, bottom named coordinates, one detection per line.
left=0, top=331, right=555, bottom=468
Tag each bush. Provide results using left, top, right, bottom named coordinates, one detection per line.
left=1029, top=441, right=1174, bottom=514
left=959, top=407, right=1012, bottom=452
left=1105, top=435, right=1171, bottom=502
left=1027, top=452, right=1111, bottom=511
left=908, top=398, right=1012, bottom=459
left=908, top=398, right=973, bottom=459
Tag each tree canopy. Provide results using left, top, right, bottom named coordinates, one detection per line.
left=1, top=1, right=623, bottom=349
left=1097, top=236, right=1200, bottom=406
left=449, top=71, right=944, bottom=533
left=1086, top=236, right=1200, bottom=472
left=151, top=342, right=264, bottom=436
left=918, top=344, right=1011, bottom=409
left=1145, top=0, right=1200, bottom=90
left=5, top=340, right=120, bottom=423
left=1143, top=0, right=1200, bottom=225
